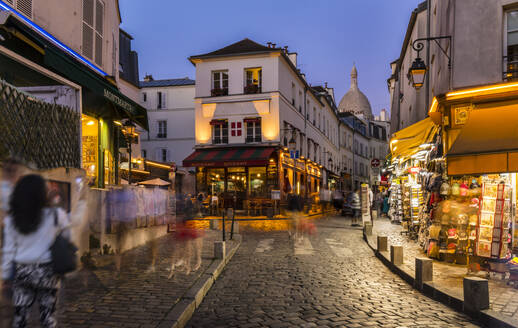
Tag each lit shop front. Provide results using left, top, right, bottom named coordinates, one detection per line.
left=184, top=147, right=278, bottom=210
left=388, top=82, right=518, bottom=279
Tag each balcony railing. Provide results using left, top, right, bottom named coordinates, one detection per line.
left=244, top=84, right=261, bottom=94
left=211, top=88, right=228, bottom=97
left=503, top=55, right=518, bottom=81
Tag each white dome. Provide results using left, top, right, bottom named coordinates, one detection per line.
left=338, top=65, right=373, bottom=120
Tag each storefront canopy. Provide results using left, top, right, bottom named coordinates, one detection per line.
left=0, top=10, right=148, bottom=130
left=183, top=147, right=276, bottom=167
left=447, top=106, right=518, bottom=175
left=390, top=117, right=438, bottom=160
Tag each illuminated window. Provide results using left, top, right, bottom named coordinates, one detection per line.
left=244, top=68, right=262, bottom=94
left=506, top=10, right=518, bottom=80
left=212, top=71, right=228, bottom=96
left=245, top=118, right=261, bottom=143
left=81, top=114, right=99, bottom=185
left=82, top=0, right=104, bottom=66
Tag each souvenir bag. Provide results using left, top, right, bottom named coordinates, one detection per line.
left=50, top=209, right=78, bottom=275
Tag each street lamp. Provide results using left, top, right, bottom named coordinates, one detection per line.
left=122, top=120, right=136, bottom=184
left=408, top=57, right=427, bottom=90
left=409, top=36, right=451, bottom=90
left=288, top=131, right=297, bottom=152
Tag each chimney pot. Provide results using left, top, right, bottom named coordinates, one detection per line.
left=267, top=42, right=272, bottom=48
left=272, top=43, right=276, bottom=48
left=325, top=82, right=328, bottom=88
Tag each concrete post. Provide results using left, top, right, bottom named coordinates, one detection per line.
left=463, top=277, right=489, bottom=312
left=415, top=257, right=433, bottom=290
left=377, top=236, right=388, bottom=252
left=214, top=241, right=226, bottom=260
left=210, top=219, right=219, bottom=230
left=390, top=245, right=403, bottom=265
left=363, top=223, right=372, bottom=236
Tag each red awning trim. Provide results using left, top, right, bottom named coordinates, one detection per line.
left=243, top=117, right=261, bottom=123
left=210, top=119, right=227, bottom=125
left=183, top=147, right=276, bottom=167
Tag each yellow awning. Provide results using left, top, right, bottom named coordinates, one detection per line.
left=447, top=105, right=518, bottom=175
left=390, top=117, right=438, bottom=160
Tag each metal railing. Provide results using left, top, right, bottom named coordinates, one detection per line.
left=503, top=55, right=518, bottom=81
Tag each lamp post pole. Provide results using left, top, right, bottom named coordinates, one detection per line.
left=128, top=138, right=132, bottom=185
left=123, top=120, right=136, bottom=185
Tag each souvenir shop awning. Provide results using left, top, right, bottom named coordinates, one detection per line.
left=447, top=106, right=518, bottom=175
left=183, top=147, right=276, bottom=167
left=390, top=117, right=438, bottom=160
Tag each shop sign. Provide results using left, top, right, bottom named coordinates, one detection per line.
left=271, top=190, right=281, bottom=200
left=290, top=150, right=300, bottom=159
left=371, top=158, right=380, bottom=168
left=282, top=156, right=294, bottom=167
left=296, top=160, right=305, bottom=171
left=453, top=104, right=471, bottom=126
left=103, top=89, right=136, bottom=116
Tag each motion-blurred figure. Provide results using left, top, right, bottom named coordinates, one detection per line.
left=1, top=175, right=75, bottom=327
left=350, top=189, right=361, bottom=226
left=168, top=216, right=204, bottom=279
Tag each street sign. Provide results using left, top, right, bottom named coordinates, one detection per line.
left=290, top=150, right=299, bottom=159
left=371, top=158, right=380, bottom=168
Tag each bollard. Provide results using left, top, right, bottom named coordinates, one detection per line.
left=377, top=235, right=388, bottom=252
left=232, top=221, right=239, bottom=234
left=363, top=223, right=372, bottom=236
left=210, top=219, right=219, bottom=230
left=415, top=258, right=433, bottom=290
left=266, top=207, right=274, bottom=219
left=463, top=277, right=489, bottom=312
left=390, top=245, right=403, bottom=266
left=214, top=241, right=226, bottom=259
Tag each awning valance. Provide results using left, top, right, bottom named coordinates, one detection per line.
left=210, top=119, right=227, bottom=125
left=447, top=106, right=518, bottom=175
left=243, top=117, right=261, bottom=123
left=183, top=147, right=276, bottom=167
left=390, top=117, right=438, bottom=160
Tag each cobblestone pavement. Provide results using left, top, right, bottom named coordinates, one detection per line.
left=12, top=228, right=233, bottom=328
left=187, top=215, right=481, bottom=328
left=371, top=217, right=518, bottom=322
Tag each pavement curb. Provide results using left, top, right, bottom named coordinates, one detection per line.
left=158, top=237, right=242, bottom=328
left=363, top=231, right=518, bottom=328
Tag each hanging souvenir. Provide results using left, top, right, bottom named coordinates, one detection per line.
left=451, top=182, right=460, bottom=196
left=459, top=182, right=469, bottom=196
left=470, top=179, right=480, bottom=189
left=440, top=181, right=450, bottom=196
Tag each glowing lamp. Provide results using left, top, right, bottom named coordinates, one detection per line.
left=408, top=57, right=427, bottom=90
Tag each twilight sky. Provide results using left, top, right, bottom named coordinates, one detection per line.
left=119, top=0, right=423, bottom=116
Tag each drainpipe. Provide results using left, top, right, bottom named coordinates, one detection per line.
left=303, top=87, right=308, bottom=200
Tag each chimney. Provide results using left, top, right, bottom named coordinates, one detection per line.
left=324, top=82, right=328, bottom=88
left=284, top=46, right=288, bottom=54
left=288, top=52, right=297, bottom=67
left=267, top=42, right=272, bottom=48
left=271, top=43, right=276, bottom=48
left=144, top=74, right=154, bottom=82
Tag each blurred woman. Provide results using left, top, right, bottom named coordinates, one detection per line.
left=2, top=174, right=71, bottom=327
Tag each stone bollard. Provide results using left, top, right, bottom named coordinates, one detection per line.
left=363, top=223, right=373, bottom=236
left=463, top=277, right=489, bottom=313
left=210, top=219, right=219, bottom=230
left=226, top=208, right=234, bottom=220
left=214, top=241, right=226, bottom=259
left=415, top=257, right=433, bottom=290
left=377, top=236, right=388, bottom=252
left=390, top=245, right=403, bottom=266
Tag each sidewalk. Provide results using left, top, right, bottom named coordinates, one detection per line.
left=1, top=227, right=239, bottom=328
left=366, top=217, right=518, bottom=327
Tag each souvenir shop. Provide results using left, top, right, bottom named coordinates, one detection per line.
left=387, top=86, right=518, bottom=279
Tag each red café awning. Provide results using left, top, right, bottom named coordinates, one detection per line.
left=183, top=147, right=276, bottom=167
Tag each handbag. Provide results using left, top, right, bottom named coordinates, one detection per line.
left=49, top=209, right=78, bottom=275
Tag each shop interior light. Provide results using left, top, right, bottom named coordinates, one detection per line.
left=86, top=120, right=95, bottom=126
left=114, top=120, right=122, bottom=126
left=257, top=173, right=261, bottom=177
left=216, top=174, right=219, bottom=178
left=446, top=82, right=518, bottom=100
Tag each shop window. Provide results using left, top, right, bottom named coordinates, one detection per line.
left=104, top=150, right=115, bottom=185
left=212, top=71, right=228, bottom=96
left=244, top=68, right=262, bottom=94
left=227, top=167, right=246, bottom=193
left=82, top=0, right=103, bottom=66
left=245, top=118, right=261, bottom=143
left=196, top=167, right=207, bottom=194
left=212, top=121, right=228, bottom=144
left=81, top=114, right=98, bottom=186
left=157, top=120, right=167, bottom=138
left=248, top=167, right=267, bottom=197
left=207, top=168, right=225, bottom=195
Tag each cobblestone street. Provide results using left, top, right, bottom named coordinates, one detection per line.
left=187, top=216, right=481, bottom=328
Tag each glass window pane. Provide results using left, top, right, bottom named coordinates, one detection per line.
left=509, top=31, right=518, bottom=46
left=508, top=11, right=518, bottom=30
left=249, top=167, right=267, bottom=197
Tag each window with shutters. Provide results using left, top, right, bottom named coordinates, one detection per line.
left=212, top=121, right=228, bottom=144
left=82, top=0, right=104, bottom=66
left=157, top=120, right=167, bottom=138
left=211, top=71, right=228, bottom=96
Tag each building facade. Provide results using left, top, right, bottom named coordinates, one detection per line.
left=184, top=39, right=343, bottom=209
left=0, top=0, right=148, bottom=187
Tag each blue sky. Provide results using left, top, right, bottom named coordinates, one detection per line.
left=120, top=0, right=423, bottom=116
